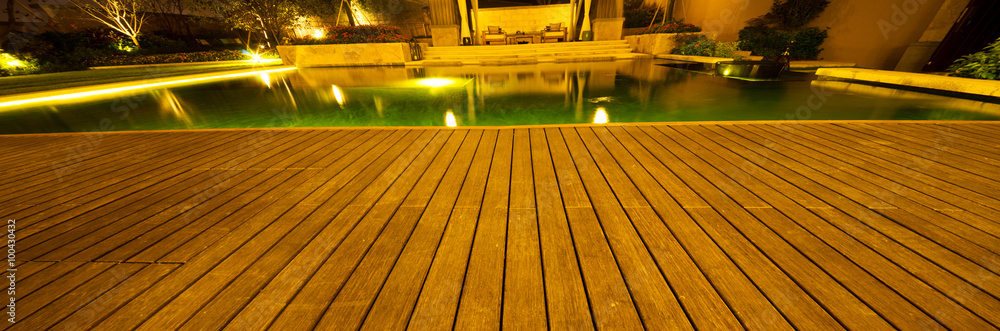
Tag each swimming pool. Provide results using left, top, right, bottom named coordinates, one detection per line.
left=2, top=59, right=997, bottom=135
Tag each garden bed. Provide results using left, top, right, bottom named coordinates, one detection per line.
left=625, top=32, right=714, bottom=55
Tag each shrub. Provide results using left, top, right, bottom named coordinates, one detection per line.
left=0, top=53, right=41, bottom=76
left=948, top=37, right=1000, bottom=80
left=635, top=20, right=702, bottom=35
left=624, top=8, right=657, bottom=28
left=671, top=35, right=744, bottom=59
left=87, top=50, right=254, bottom=67
left=737, top=0, right=829, bottom=61
left=789, top=27, right=828, bottom=59
left=290, top=25, right=414, bottom=45
left=737, top=25, right=791, bottom=60
left=748, top=0, right=830, bottom=29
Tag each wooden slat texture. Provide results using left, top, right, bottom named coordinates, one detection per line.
left=3, top=122, right=1000, bottom=330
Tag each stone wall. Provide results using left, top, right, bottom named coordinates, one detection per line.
left=625, top=32, right=714, bottom=55
left=476, top=4, right=572, bottom=42
left=277, top=43, right=412, bottom=67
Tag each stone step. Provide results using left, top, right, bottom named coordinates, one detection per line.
left=427, top=40, right=627, bottom=52
left=425, top=48, right=633, bottom=60
left=426, top=45, right=632, bottom=54
left=426, top=44, right=627, bottom=54
left=408, top=53, right=651, bottom=67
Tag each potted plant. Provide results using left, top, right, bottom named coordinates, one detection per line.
left=720, top=0, right=830, bottom=79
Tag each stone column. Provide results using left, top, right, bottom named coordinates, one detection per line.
left=894, top=0, right=971, bottom=71
left=457, top=0, right=470, bottom=44
left=592, top=0, right=624, bottom=41
left=429, top=0, right=461, bottom=46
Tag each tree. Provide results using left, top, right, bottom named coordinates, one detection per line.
left=213, top=0, right=309, bottom=47
left=69, top=0, right=148, bottom=48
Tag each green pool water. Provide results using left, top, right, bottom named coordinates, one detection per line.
left=2, top=59, right=998, bottom=135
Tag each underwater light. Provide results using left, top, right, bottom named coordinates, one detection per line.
left=332, top=85, right=345, bottom=106
left=249, top=52, right=263, bottom=63
left=416, top=78, right=456, bottom=88
left=594, top=107, right=608, bottom=124
left=445, top=111, right=457, bottom=127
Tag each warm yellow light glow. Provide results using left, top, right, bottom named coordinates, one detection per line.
left=723, top=69, right=731, bottom=76
left=250, top=52, right=263, bottom=63
left=594, top=107, right=608, bottom=124
left=331, top=85, right=344, bottom=106
left=416, top=78, right=456, bottom=88
left=0, top=67, right=297, bottom=109
left=7, top=60, right=22, bottom=67
left=312, top=29, right=325, bottom=38
left=445, top=111, right=457, bottom=127
left=260, top=72, right=271, bottom=88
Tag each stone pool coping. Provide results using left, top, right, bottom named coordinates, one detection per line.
left=0, top=66, right=296, bottom=109
left=2, top=120, right=990, bottom=137
left=816, top=67, right=1000, bottom=98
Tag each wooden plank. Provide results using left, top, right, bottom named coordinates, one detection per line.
left=769, top=123, right=1000, bottom=212
left=839, top=123, right=1000, bottom=181
left=711, top=124, right=1000, bottom=288
left=406, top=130, right=498, bottom=330
left=501, top=128, right=547, bottom=330
left=13, top=263, right=145, bottom=329
left=135, top=130, right=439, bottom=329
left=757, top=123, right=1000, bottom=230
left=11, top=130, right=251, bottom=240
left=663, top=125, right=930, bottom=330
left=896, top=123, right=1000, bottom=155
left=16, top=262, right=86, bottom=298
left=679, top=124, right=999, bottom=329
left=564, top=127, right=692, bottom=330
left=52, top=264, right=179, bottom=330
left=14, top=262, right=116, bottom=324
left=149, top=128, right=424, bottom=330
left=92, top=130, right=416, bottom=329
left=1, top=131, right=243, bottom=210
left=523, top=127, right=592, bottom=330
left=545, top=127, right=643, bottom=330
left=870, top=124, right=1000, bottom=174
left=352, top=130, right=485, bottom=331
left=187, top=130, right=459, bottom=330
left=588, top=127, right=742, bottom=330
left=103, top=130, right=380, bottom=263
left=0, top=132, right=166, bottom=188
left=611, top=126, right=791, bottom=330
left=453, top=129, right=512, bottom=330
left=157, top=131, right=409, bottom=263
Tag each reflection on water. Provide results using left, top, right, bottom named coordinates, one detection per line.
left=1, top=60, right=997, bottom=134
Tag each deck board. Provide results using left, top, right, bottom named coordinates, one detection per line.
left=4, top=122, right=1000, bottom=330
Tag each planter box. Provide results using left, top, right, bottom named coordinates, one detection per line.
left=625, top=32, right=715, bottom=55
left=277, top=43, right=411, bottom=67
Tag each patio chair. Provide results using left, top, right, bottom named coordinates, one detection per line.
left=483, top=26, right=507, bottom=45
left=541, top=23, right=567, bottom=43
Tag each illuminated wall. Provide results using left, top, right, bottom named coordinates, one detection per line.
left=642, top=0, right=950, bottom=69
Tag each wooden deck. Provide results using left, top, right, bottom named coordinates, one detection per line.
left=2, top=122, right=1000, bottom=330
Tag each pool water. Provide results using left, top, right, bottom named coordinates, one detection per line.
left=2, top=59, right=998, bottom=135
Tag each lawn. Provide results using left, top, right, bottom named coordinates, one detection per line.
left=0, top=61, right=284, bottom=97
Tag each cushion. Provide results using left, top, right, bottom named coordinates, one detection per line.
left=488, top=26, right=501, bottom=33
left=547, top=23, right=562, bottom=31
